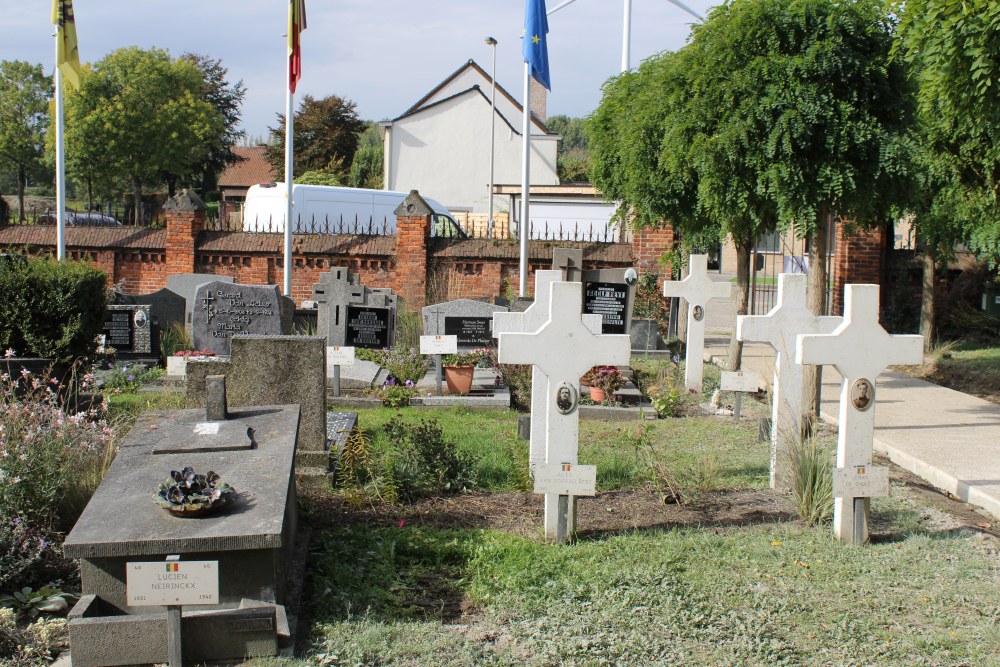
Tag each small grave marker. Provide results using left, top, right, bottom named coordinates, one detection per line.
left=126, top=559, right=219, bottom=607
left=533, top=463, right=597, bottom=496
left=797, top=284, right=922, bottom=544
left=719, top=369, right=761, bottom=420
left=662, top=254, right=734, bottom=392
left=326, top=346, right=356, bottom=397
left=420, top=335, right=458, bottom=394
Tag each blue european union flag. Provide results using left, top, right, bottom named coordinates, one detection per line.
left=522, top=0, right=551, bottom=90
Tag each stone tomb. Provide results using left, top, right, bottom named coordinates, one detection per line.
left=62, top=402, right=300, bottom=665
left=192, top=281, right=293, bottom=356
left=114, top=288, right=186, bottom=356
left=101, top=304, right=153, bottom=357
left=185, top=335, right=328, bottom=465
left=312, top=267, right=398, bottom=349
left=423, top=298, right=508, bottom=350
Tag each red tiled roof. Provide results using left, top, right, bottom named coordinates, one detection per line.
left=197, top=231, right=395, bottom=256
left=217, top=146, right=275, bottom=189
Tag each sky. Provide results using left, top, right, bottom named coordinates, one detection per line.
left=2, top=0, right=719, bottom=140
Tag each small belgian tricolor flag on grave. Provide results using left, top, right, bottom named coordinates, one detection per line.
left=562, top=464, right=572, bottom=472
left=166, top=563, right=179, bottom=573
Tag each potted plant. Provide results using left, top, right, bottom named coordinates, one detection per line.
left=584, top=366, right=626, bottom=403
left=441, top=349, right=487, bottom=395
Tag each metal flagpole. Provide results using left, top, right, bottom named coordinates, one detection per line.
left=622, top=0, right=632, bottom=71
left=54, top=39, right=66, bottom=261
left=519, top=62, right=531, bottom=297
left=283, top=62, right=294, bottom=296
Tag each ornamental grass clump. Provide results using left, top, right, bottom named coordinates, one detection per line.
left=0, top=360, right=115, bottom=533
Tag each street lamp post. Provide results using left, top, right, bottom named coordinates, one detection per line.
left=485, top=36, right=498, bottom=238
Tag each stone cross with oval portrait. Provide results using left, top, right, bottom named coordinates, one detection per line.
left=498, top=279, right=630, bottom=542
left=662, top=254, right=735, bottom=392
left=493, top=271, right=602, bottom=538
left=797, top=284, right=923, bottom=545
left=737, top=274, right=842, bottom=489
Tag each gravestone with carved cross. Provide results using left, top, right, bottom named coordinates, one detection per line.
left=498, top=280, right=630, bottom=541
left=736, top=274, right=842, bottom=489
left=662, top=254, right=735, bottom=392
left=493, top=271, right=602, bottom=535
left=796, top=284, right=923, bottom=544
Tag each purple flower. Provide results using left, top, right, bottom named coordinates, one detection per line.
left=126, top=374, right=134, bottom=382
left=404, top=380, right=414, bottom=388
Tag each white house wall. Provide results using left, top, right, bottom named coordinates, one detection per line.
left=387, top=92, right=559, bottom=214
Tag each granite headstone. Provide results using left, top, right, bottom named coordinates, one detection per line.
left=191, top=282, right=293, bottom=356
left=422, top=298, right=509, bottom=350
left=312, top=267, right=398, bottom=348
left=166, top=273, right=234, bottom=325
left=101, top=304, right=153, bottom=356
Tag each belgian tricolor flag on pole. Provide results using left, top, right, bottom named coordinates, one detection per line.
left=284, top=0, right=307, bottom=296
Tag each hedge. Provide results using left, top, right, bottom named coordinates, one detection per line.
left=0, top=256, right=108, bottom=363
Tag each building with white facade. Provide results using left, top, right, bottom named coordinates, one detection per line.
left=380, top=60, right=560, bottom=217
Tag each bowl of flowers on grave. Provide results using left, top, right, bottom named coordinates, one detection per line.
left=154, top=467, right=236, bottom=517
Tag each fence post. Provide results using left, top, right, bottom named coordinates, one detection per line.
left=394, top=190, right=432, bottom=309
left=164, top=190, right=206, bottom=277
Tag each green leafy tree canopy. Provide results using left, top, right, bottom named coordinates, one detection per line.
left=0, top=61, right=52, bottom=220
left=265, top=94, right=366, bottom=184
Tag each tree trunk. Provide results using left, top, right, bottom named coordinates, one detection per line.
left=919, top=244, right=936, bottom=353
left=804, top=206, right=830, bottom=419
left=17, top=167, right=26, bottom=222
left=167, top=178, right=177, bottom=198
left=726, top=236, right=752, bottom=371
left=86, top=177, right=93, bottom=213
left=132, top=179, right=143, bottom=226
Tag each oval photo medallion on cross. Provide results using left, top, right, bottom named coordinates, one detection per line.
left=851, top=378, right=874, bottom=411
left=692, top=305, right=704, bottom=322
left=555, top=381, right=578, bottom=415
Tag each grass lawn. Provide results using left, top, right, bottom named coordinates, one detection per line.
left=288, top=404, right=1000, bottom=667
left=914, top=340, right=1000, bottom=404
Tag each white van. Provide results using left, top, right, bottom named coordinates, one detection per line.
left=242, top=183, right=466, bottom=237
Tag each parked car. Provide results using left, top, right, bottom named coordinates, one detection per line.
left=39, top=210, right=123, bottom=227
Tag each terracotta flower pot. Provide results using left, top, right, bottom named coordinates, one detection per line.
left=444, top=365, right=475, bottom=395
left=590, top=386, right=607, bottom=403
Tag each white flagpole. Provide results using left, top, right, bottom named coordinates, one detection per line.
left=54, top=39, right=67, bottom=261
left=622, top=0, right=632, bottom=71
left=519, top=63, right=531, bottom=297
left=283, top=66, right=294, bottom=297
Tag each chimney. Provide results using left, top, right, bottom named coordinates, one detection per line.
left=529, top=78, right=547, bottom=124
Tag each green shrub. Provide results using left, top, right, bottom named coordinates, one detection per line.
left=0, top=258, right=107, bottom=363
left=0, top=368, right=115, bottom=532
left=0, top=607, right=68, bottom=664
left=788, top=439, right=834, bottom=525
left=381, top=347, right=427, bottom=384
left=0, top=520, right=67, bottom=595
left=158, top=322, right=192, bottom=359
left=384, top=417, right=474, bottom=500
left=99, top=362, right=163, bottom=394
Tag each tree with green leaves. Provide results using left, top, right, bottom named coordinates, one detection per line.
left=589, top=0, right=914, bottom=373
left=348, top=121, right=384, bottom=189
left=897, top=0, right=1000, bottom=348
left=0, top=61, right=51, bottom=221
left=547, top=114, right=591, bottom=182
left=180, top=53, right=247, bottom=195
left=57, top=47, right=223, bottom=222
left=265, top=94, right=366, bottom=184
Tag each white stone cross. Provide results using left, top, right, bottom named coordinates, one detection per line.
left=662, top=254, right=734, bottom=392
left=736, top=274, right=841, bottom=489
left=797, top=284, right=923, bottom=544
left=498, top=279, right=630, bottom=540
left=493, top=271, right=602, bottom=536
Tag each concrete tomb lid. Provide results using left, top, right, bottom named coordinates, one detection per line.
left=63, top=404, right=300, bottom=559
